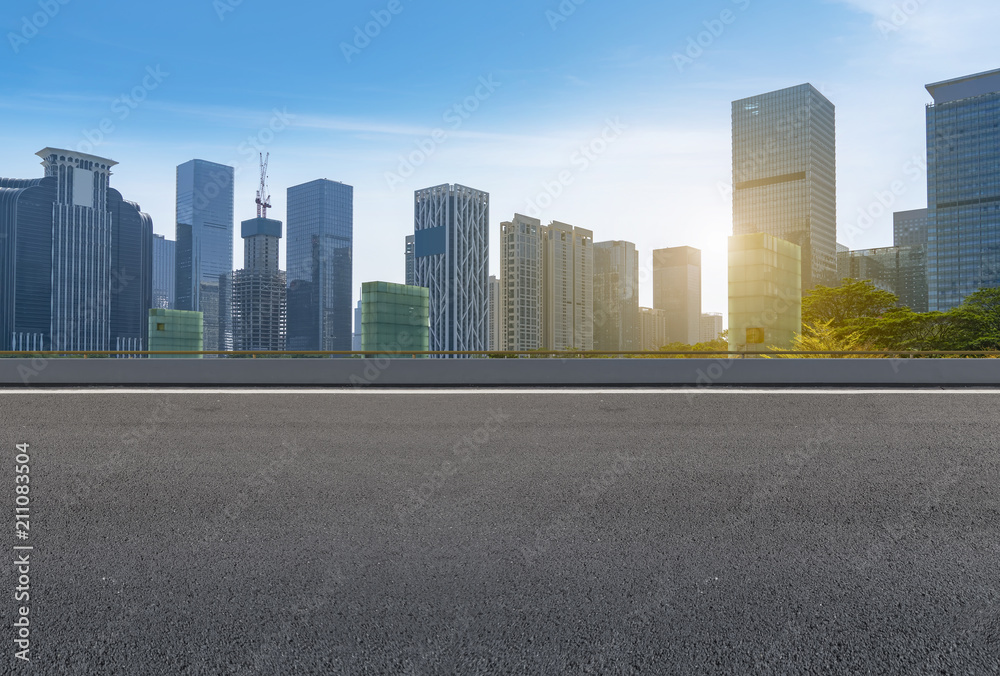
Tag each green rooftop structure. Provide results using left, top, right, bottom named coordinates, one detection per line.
left=729, top=233, right=802, bottom=351
left=148, top=309, right=204, bottom=358
left=361, top=282, right=430, bottom=356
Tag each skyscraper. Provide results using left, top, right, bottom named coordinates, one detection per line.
left=700, top=313, right=724, bottom=343
left=925, top=69, right=1000, bottom=311
left=541, top=221, right=593, bottom=351
left=413, top=184, right=489, bottom=354
left=593, top=240, right=639, bottom=351
left=638, top=307, right=669, bottom=351
left=732, top=83, right=837, bottom=291
left=500, top=214, right=543, bottom=352
left=653, top=246, right=702, bottom=345
left=153, top=234, right=176, bottom=309
left=175, top=159, right=234, bottom=352
left=488, top=275, right=500, bottom=351
left=231, top=216, right=287, bottom=352
left=894, top=208, right=929, bottom=249
left=405, top=234, right=415, bottom=287
left=0, top=149, right=152, bottom=352
left=286, top=179, right=354, bottom=351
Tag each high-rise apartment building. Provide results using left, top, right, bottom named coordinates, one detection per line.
left=541, top=221, right=593, bottom=351
left=593, top=240, right=639, bottom=351
left=0, top=148, right=152, bottom=352
left=153, top=234, right=175, bottom=310
left=413, top=184, right=489, bottom=354
left=925, top=69, right=1000, bottom=311
left=500, top=214, right=543, bottom=352
left=700, top=313, right=724, bottom=343
left=729, top=233, right=802, bottom=350
left=638, top=307, right=669, bottom=351
left=231, top=216, right=287, bottom=352
left=286, top=179, right=354, bottom=351
left=405, top=234, right=415, bottom=287
left=732, top=83, right=837, bottom=291
left=175, top=159, right=234, bottom=352
left=488, top=275, right=500, bottom=351
left=653, top=246, right=702, bottom=345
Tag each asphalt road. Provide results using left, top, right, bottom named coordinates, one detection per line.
left=1, top=389, right=999, bottom=675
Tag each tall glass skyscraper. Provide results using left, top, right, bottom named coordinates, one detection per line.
left=653, top=246, right=702, bottom=345
left=1, top=148, right=152, bottom=352
left=732, top=83, right=837, bottom=291
left=926, top=69, right=1000, bottom=311
left=153, top=234, right=175, bottom=309
left=593, top=240, right=639, bottom=351
left=413, top=184, right=489, bottom=354
left=286, top=179, right=354, bottom=351
left=175, top=160, right=234, bottom=352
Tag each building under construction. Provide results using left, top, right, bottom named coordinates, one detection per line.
left=231, top=155, right=287, bottom=351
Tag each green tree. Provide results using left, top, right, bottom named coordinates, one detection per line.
left=802, top=279, right=899, bottom=330
left=769, top=320, right=869, bottom=357
left=948, top=287, right=1000, bottom=350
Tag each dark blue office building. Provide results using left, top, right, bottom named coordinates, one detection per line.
left=175, top=159, right=234, bottom=351
left=926, top=69, right=1000, bottom=311
left=286, top=179, right=353, bottom=351
left=0, top=148, right=152, bottom=352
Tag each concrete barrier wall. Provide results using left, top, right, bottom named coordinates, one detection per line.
left=2, top=358, right=1000, bottom=387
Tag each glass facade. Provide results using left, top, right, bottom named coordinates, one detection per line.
left=109, top=189, right=153, bottom=353
left=0, top=176, right=56, bottom=351
left=838, top=246, right=928, bottom=312
left=729, top=233, right=802, bottom=350
left=175, top=160, right=234, bottom=352
left=286, top=179, right=354, bottom=351
left=732, top=84, right=837, bottom=291
left=926, top=70, right=1000, bottom=311
left=148, top=309, right=204, bottom=358
left=153, top=234, right=175, bottom=309
left=894, top=208, right=929, bottom=249
left=360, top=282, right=430, bottom=356
left=593, top=240, right=639, bottom=351
left=653, top=247, right=702, bottom=345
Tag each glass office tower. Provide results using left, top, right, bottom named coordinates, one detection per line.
left=1, top=149, right=151, bottom=352
left=286, top=179, right=354, bottom=351
left=175, top=160, right=234, bottom=352
left=593, top=240, right=639, bottom=351
left=653, top=246, right=702, bottom=345
left=925, top=69, right=1000, bottom=311
left=153, top=234, right=176, bottom=309
left=732, top=84, right=837, bottom=291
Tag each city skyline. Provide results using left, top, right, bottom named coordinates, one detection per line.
left=5, top=1, right=998, bottom=320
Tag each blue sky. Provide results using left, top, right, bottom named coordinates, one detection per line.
left=2, top=0, right=999, bottom=318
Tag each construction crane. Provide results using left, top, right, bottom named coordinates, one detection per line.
left=255, top=152, right=271, bottom=218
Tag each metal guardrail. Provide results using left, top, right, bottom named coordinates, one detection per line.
left=1, top=350, right=999, bottom=358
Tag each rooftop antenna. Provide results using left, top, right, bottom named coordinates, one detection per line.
left=255, top=152, right=271, bottom=218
